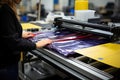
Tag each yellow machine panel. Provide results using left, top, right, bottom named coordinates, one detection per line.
left=75, top=43, right=120, bottom=68
left=21, top=23, right=41, bottom=30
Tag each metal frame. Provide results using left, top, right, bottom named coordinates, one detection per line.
left=30, top=48, right=113, bottom=80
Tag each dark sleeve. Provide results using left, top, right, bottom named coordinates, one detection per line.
left=2, top=33, right=36, bottom=51
left=0, top=5, right=36, bottom=51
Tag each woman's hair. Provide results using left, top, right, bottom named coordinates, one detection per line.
left=0, top=0, right=19, bottom=20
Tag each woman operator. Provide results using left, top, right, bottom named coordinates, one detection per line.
left=0, top=0, right=52, bottom=80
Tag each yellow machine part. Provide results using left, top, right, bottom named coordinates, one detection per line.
left=75, top=43, right=120, bottom=68
left=21, top=23, right=41, bottom=30
left=75, top=0, right=88, bottom=10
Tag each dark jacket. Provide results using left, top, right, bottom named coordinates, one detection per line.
left=0, top=4, right=36, bottom=65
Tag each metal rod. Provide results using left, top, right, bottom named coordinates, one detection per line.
left=61, top=24, right=112, bottom=39
left=37, top=0, right=41, bottom=20
left=56, top=18, right=111, bottom=31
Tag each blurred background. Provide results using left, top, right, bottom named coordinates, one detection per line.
left=18, top=0, right=115, bottom=22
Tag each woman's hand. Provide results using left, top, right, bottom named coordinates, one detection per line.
left=22, top=31, right=34, bottom=38
left=36, top=39, right=53, bottom=48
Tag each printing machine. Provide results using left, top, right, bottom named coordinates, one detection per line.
left=23, top=17, right=120, bottom=80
